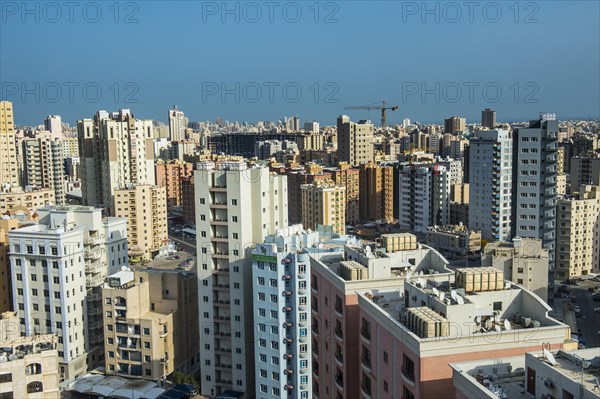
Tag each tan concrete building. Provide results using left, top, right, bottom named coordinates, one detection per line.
left=327, top=163, right=360, bottom=224
left=570, top=155, right=600, bottom=192
left=556, top=185, right=600, bottom=279
left=359, top=162, right=394, bottom=222
left=301, top=181, right=346, bottom=235
left=155, top=160, right=194, bottom=208
left=426, top=224, right=481, bottom=255
left=450, top=183, right=469, bottom=204
left=0, top=101, right=19, bottom=190
left=114, top=185, right=168, bottom=261
left=336, top=115, right=374, bottom=167
left=78, top=109, right=156, bottom=215
left=0, top=218, right=21, bottom=313
left=556, top=173, right=567, bottom=195
left=482, top=237, right=549, bottom=300
left=0, top=311, right=60, bottom=398
left=21, top=134, right=66, bottom=205
left=61, top=137, right=79, bottom=158
left=102, top=267, right=199, bottom=382
left=0, top=187, right=55, bottom=215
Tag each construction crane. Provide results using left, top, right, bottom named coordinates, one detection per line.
left=344, top=101, right=399, bottom=130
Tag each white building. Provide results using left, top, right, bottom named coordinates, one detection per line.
left=194, top=160, right=288, bottom=398
left=169, top=106, right=186, bottom=142
left=8, top=206, right=128, bottom=381
left=398, top=163, right=450, bottom=233
left=304, top=121, right=319, bottom=133
left=44, top=115, right=62, bottom=135
left=468, top=129, right=513, bottom=241
left=252, top=225, right=316, bottom=399
left=78, top=109, right=156, bottom=215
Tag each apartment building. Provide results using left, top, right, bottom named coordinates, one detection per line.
left=181, top=177, right=195, bottom=226
left=168, top=106, right=186, bottom=142
left=114, top=185, right=168, bottom=261
left=252, top=225, right=317, bottom=399
left=22, top=134, right=66, bottom=206
left=284, top=164, right=332, bottom=225
left=194, top=160, right=287, bottom=398
left=155, top=160, right=194, bottom=208
left=0, top=187, right=55, bottom=215
left=102, top=266, right=199, bottom=382
left=481, top=108, right=496, bottom=130
left=397, top=163, right=450, bottom=233
left=78, top=109, right=155, bottom=215
left=337, top=115, right=374, bottom=167
left=301, top=181, right=346, bottom=236
left=359, top=162, right=394, bottom=222
left=555, top=185, right=600, bottom=279
left=444, top=116, right=466, bottom=133
left=469, top=129, right=513, bottom=241
left=482, top=237, right=549, bottom=300
left=0, top=101, right=18, bottom=190
left=356, top=268, right=572, bottom=398
left=0, top=311, right=60, bottom=398
left=309, top=234, right=454, bottom=399
left=0, top=217, right=22, bottom=313
left=511, top=113, right=559, bottom=268
left=327, top=163, right=360, bottom=225
left=570, top=155, right=600, bottom=191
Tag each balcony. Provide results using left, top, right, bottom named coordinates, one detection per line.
left=335, top=351, right=344, bottom=366
left=84, top=248, right=102, bottom=259
left=211, top=219, right=228, bottom=226
left=212, top=252, right=230, bottom=259
left=211, top=236, right=228, bottom=242
left=160, top=355, right=169, bottom=364
left=361, top=382, right=372, bottom=398
left=86, top=276, right=104, bottom=288
left=334, top=327, right=343, bottom=341
left=360, top=328, right=371, bottom=343
left=284, top=368, right=294, bottom=375
left=361, top=355, right=371, bottom=372
left=209, top=186, right=227, bottom=192
left=401, top=369, right=416, bottom=388
left=335, top=374, right=344, bottom=391
left=283, top=322, right=293, bottom=328
left=210, top=202, right=227, bottom=209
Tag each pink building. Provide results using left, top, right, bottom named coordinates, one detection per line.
left=309, top=234, right=453, bottom=399
left=355, top=270, right=573, bottom=399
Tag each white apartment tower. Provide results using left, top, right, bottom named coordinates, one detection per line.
left=44, top=115, right=62, bottom=135
left=252, top=225, right=316, bottom=399
left=468, top=129, right=513, bottom=241
left=78, top=109, right=155, bottom=215
left=169, top=106, right=186, bottom=142
left=195, top=160, right=288, bottom=398
left=22, top=134, right=66, bottom=205
left=8, top=206, right=128, bottom=380
left=397, top=163, right=450, bottom=233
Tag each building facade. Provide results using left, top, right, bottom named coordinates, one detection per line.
left=337, top=115, right=374, bottom=167
left=300, top=182, right=346, bottom=236
left=155, top=160, right=194, bottom=208
left=359, top=162, right=394, bottom=222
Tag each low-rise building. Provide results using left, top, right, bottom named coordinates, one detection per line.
left=482, top=237, right=549, bottom=301
left=0, top=187, right=55, bottom=215
left=357, top=268, right=573, bottom=398
left=451, top=347, right=598, bottom=399
left=426, top=224, right=482, bottom=255
left=0, top=311, right=60, bottom=399
left=102, top=266, right=199, bottom=382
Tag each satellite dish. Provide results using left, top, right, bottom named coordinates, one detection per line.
left=495, top=325, right=501, bottom=332
left=120, top=266, right=128, bottom=272
left=432, top=287, right=439, bottom=297
left=439, top=292, right=445, bottom=301
left=8, top=354, right=16, bottom=361
left=0, top=355, right=6, bottom=363
left=504, top=319, right=511, bottom=331
left=543, top=349, right=557, bottom=366
left=457, top=296, right=465, bottom=305
left=582, top=360, right=590, bottom=370
left=451, top=290, right=458, bottom=301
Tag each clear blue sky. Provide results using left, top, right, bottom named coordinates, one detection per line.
left=1, top=1, right=598, bottom=126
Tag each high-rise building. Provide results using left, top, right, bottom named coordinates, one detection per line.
left=22, top=134, right=66, bottom=205
left=336, top=115, right=374, bottom=166
left=0, top=311, right=60, bottom=398
left=0, top=101, right=19, bottom=190
left=102, top=266, right=199, bottom=382
left=555, top=185, right=600, bottom=280
left=481, top=108, right=496, bottom=129
left=327, top=163, right=360, bottom=225
left=78, top=109, right=155, bottom=215
left=570, top=155, right=600, bottom=191
left=359, top=162, right=394, bottom=222
left=155, top=160, right=194, bottom=208
left=114, top=185, right=168, bottom=261
left=181, top=176, right=196, bottom=225
left=252, top=225, right=317, bottom=399
left=44, top=115, right=62, bottom=135
left=444, top=116, right=466, bottom=133
left=301, top=181, right=346, bottom=235
left=304, top=121, right=319, bottom=133
left=397, top=163, right=450, bottom=233
left=169, top=106, right=186, bottom=142
left=482, top=237, right=549, bottom=300
left=468, top=130, right=513, bottom=241
left=194, top=160, right=287, bottom=398
left=511, top=113, right=558, bottom=268
left=0, top=217, right=22, bottom=313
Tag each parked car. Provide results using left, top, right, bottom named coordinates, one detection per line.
left=573, top=305, right=581, bottom=313
left=593, top=307, right=600, bottom=313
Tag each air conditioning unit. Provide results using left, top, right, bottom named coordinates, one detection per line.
left=544, top=379, right=554, bottom=388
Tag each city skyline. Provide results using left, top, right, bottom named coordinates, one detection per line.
left=1, top=1, right=598, bottom=126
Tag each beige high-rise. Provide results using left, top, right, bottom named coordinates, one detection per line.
left=301, top=181, right=346, bottom=235
left=556, top=185, right=600, bottom=279
left=78, top=110, right=155, bottom=215
left=22, top=133, right=65, bottom=205
left=336, top=115, right=374, bottom=166
left=114, top=185, right=168, bottom=261
left=359, top=162, right=394, bottom=222
left=0, top=101, right=19, bottom=190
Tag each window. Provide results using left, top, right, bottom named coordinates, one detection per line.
left=493, top=302, right=502, bottom=311
left=402, top=354, right=415, bottom=381
left=143, top=328, right=150, bottom=335
left=257, top=277, right=265, bottom=285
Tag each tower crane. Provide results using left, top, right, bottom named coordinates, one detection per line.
left=344, top=101, right=399, bottom=129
